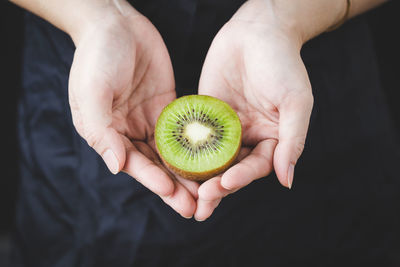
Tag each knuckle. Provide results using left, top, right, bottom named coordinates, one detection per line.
left=85, top=130, right=101, bottom=149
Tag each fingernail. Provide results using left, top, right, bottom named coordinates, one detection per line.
left=194, top=216, right=205, bottom=222
left=183, top=215, right=193, bottom=219
left=103, top=149, right=119, bottom=174
left=287, top=164, right=295, bottom=189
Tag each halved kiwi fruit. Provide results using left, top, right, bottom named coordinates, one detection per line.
left=155, top=95, right=242, bottom=182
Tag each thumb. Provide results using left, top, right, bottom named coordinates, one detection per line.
left=273, top=91, right=313, bottom=189
left=69, top=85, right=126, bottom=175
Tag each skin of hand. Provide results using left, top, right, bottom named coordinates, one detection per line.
left=67, top=4, right=199, bottom=218
left=194, top=0, right=387, bottom=221
left=194, top=1, right=315, bottom=221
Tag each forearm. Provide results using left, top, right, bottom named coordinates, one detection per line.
left=233, top=0, right=387, bottom=45
left=9, top=0, right=137, bottom=43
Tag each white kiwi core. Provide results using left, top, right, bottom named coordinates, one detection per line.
left=184, top=122, right=212, bottom=145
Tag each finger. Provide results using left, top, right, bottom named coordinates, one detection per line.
left=194, top=141, right=273, bottom=220
left=69, top=78, right=125, bottom=175
left=220, top=139, right=277, bottom=191
left=194, top=145, right=265, bottom=221
left=195, top=176, right=229, bottom=221
left=176, top=176, right=200, bottom=199
left=198, top=176, right=232, bottom=201
left=194, top=198, right=221, bottom=222
left=124, top=143, right=196, bottom=218
left=169, top=148, right=250, bottom=201
left=161, top=180, right=197, bottom=219
left=142, top=138, right=200, bottom=199
left=123, top=144, right=175, bottom=197
left=133, top=140, right=199, bottom=201
left=274, top=91, right=313, bottom=189
left=236, top=146, right=252, bottom=162
left=132, top=140, right=162, bottom=164
left=194, top=148, right=251, bottom=202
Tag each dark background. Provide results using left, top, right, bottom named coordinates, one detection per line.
left=0, top=0, right=399, bottom=265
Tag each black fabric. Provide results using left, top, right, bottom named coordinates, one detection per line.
left=13, top=0, right=400, bottom=266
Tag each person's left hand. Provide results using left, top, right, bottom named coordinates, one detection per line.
left=194, top=0, right=314, bottom=221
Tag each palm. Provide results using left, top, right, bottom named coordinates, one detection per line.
left=195, top=20, right=313, bottom=220
left=69, top=14, right=198, bottom=218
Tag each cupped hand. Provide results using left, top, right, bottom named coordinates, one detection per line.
left=195, top=1, right=313, bottom=221
left=68, top=6, right=198, bottom=218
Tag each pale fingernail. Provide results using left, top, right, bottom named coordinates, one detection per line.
left=182, top=215, right=193, bottom=219
left=103, top=149, right=119, bottom=174
left=287, top=164, right=295, bottom=189
left=194, top=216, right=205, bottom=222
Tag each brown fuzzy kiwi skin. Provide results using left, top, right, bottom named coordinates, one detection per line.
left=157, top=132, right=242, bottom=183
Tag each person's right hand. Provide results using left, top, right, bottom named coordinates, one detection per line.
left=68, top=3, right=198, bottom=218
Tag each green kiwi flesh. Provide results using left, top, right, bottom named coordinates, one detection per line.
left=155, top=95, right=242, bottom=182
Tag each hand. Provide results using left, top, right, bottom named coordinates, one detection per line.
left=195, top=0, right=313, bottom=221
left=68, top=6, right=198, bottom=218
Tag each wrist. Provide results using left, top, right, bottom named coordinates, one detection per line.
left=228, top=0, right=303, bottom=50
left=272, top=0, right=348, bottom=42
left=230, top=0, right=347, bottom=45
left=66, top=0, right=139, bottom=45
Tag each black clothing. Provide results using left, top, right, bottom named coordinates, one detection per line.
left=13, top=1, right=400, bottom=266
